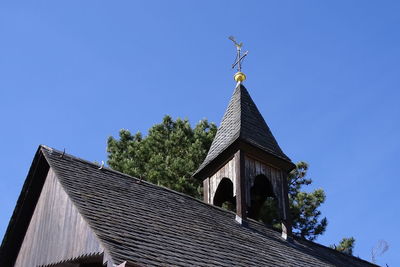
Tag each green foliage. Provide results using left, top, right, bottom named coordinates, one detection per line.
left=288, top=162, right=328, bottom=241
left=257, top=197, right=280, bottom=229
left=107, top=115, right=217, bottom=198
left=259, top=162, right=328, bottom=241
left=330, top=237, right=355, bottom=255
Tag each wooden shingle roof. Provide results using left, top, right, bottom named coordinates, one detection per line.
left=0, top=145, right=376, bottom=266
left=194, top=83, right=293, bottom=178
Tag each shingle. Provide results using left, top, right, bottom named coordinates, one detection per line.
left=41, top=146, right=375, bottom=267
left=194, top=83, right=292, bottom=176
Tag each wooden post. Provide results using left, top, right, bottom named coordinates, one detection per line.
left=235, top=150, right=247, bottom=223
left=281, top=173, right=292, bottom=240
left=203, top=178, right=209, bottom=203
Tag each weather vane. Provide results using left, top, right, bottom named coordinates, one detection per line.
left=229, top=36, right=248, bottom=82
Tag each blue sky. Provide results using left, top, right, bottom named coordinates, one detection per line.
left=1, top=1, right=399, bottom=265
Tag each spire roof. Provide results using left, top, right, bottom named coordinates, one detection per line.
left=195, top=83, right=292, bottom=177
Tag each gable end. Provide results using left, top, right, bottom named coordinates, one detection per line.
left=0, top=147, right=49, bottom=266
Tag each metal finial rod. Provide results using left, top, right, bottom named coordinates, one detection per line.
left=229, top=36, right=248, bottom=73
left=232, top=51, right=248, bottom=70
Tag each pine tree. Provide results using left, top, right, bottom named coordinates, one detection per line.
left=288, top=162, right=328, bottom=240
left=331, top=237, right=356, bottom=255
left=107, top=115, right=217, bottom=198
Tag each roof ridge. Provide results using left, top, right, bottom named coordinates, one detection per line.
left=238, top=83, right=244, bottom=140
left=40, top=145, right=108, bottom=170
left=39, top=145, right=247, bottom=220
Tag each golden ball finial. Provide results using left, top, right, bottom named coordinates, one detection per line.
left=234, top=72, right=246, bottom=82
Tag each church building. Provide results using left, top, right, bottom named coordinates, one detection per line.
left=0, top=43, right=376, bottom=266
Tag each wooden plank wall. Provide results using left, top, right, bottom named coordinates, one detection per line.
left=205, top=153, right=287, bottom=222
left=206, top=157, right=237, bottom=204
left=244, top=155, right=284, bottom=216
left=14, top=169, right=105, bottom=267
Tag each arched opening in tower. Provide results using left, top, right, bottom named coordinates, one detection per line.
left=248, top=174, right=279, bottom=225
left=213, top=178, right=236, bottom=212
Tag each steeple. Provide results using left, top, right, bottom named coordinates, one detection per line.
left=194, top=38, right=295, bottom=239
left=194, top=82, right=295, bottom=239
left=194, top=83, right=293, bottom=178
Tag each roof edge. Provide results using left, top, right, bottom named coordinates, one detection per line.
left=193, top=134, right=241, bottom=178
left=193, top=137, right=295, bottom=180
left=0, top=145, right=50, bottom=267
left=39, top=146, right=243, bottom=221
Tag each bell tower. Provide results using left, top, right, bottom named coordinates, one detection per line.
left=193, top=38, right=295, bottom=239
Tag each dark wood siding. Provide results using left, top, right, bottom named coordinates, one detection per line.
left=207, top=157, right=236, bottom=204
left=244, top=155, right=286, bottom=215
left=14, top=168, right=104, bottom=267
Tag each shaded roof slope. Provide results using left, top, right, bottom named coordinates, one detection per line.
left=195, top=83, right=292, bottom=176
left=36, top=146, right=374, bottom=267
